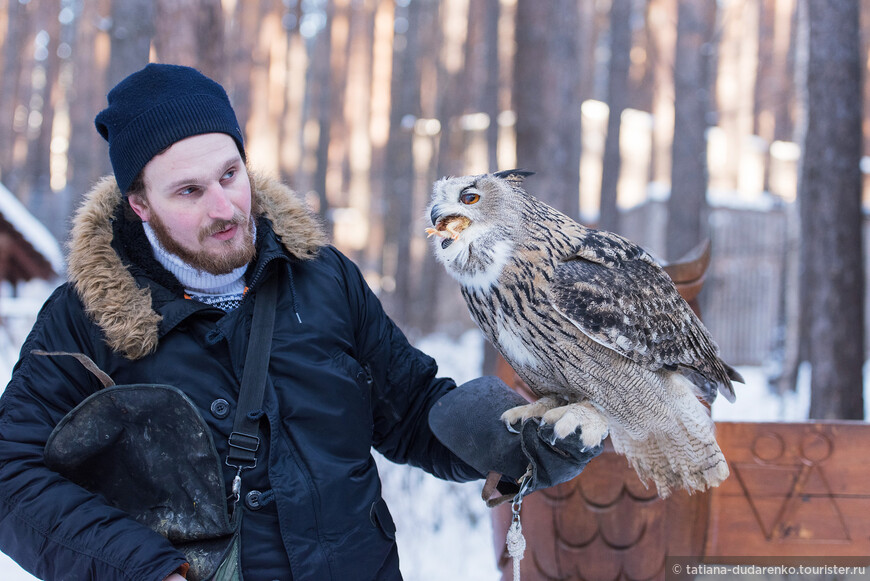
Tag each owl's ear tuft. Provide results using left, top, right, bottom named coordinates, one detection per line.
left=493, top=169, right=535, bottom=184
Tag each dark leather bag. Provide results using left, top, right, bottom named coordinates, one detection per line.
left=41, top=274, right=279, bottom=580
left=44, top=379, right=241, bottom=581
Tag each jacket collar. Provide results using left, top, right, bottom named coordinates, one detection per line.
left=67, top=172, right=328, bottom=360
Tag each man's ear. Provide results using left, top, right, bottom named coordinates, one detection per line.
left=127, top=194, right=150, bottom=222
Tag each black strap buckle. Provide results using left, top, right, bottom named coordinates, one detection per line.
left=226, top=432, right=260, bottom=472
left=228, top=432, right=260, bottom=453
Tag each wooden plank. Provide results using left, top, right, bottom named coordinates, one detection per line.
left=705, top=421, right=870, bottom=557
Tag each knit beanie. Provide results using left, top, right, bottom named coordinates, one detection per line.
left=95, top=63, right=245, bottom=194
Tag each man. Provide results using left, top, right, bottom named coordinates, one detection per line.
left=0, top=64, right=598, bottom=580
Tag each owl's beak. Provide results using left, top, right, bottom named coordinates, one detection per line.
left=429, top=204, right=445, bottom=226
left=426, top=204, right=471, bottom=248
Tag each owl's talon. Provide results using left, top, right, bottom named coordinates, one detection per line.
left=504, top=421, right=521, bottom=434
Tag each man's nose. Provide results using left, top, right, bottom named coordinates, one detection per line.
left=205, top=184, right=235, bottom=220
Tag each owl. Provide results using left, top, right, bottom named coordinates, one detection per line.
left=425, top=169, right=742, bottom=497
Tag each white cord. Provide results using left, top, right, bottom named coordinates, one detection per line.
left=506, top=517, right=526, bottom=581
left=506, top=467, right=532, bottom=581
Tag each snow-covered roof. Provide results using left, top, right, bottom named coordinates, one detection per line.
left=0, top=182, right=65, bottom=275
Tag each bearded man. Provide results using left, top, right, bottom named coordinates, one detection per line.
left=0, top=64, right=599, bottom=581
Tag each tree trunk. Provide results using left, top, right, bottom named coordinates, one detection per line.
left=459, top=0, right=500, bottom=173
left=598, top=0, right=633, bottom=233
left=481, top=0, right=500, bottom=172
left=666, top=0, right=714, bottom=261
left=324, top=0, right=352, bottom=211
left=767, top=0, right=801, bottom=395
left=225, top=0, right=260, bottom=140
left=647, top=0, right=677, bottom=189
left=2, top=1, right=37, bottom=196
left=382, top=0, right=425, bottom=327
left=66, top=0, right=110, bottom=202
left=196, top=0, right=225, bottom=80
left=631, top=0, right=656, bottom=113
left=106, top=0, right=154, bottom=89
left=153, top=0, right=224, bottom=77
left=0, top=0, right=26, bottom=183
left=24, top=0, right=61, bottom=226
left=513, top=0, right=582, bottom=217
left=418, top=0, right=468, bottom=334
left=309, top=3, right=334, bottom=222
left=343, top=0, right=377, bottom=266
left=796, top=0, right=864, bottom=420
left=365, top=0, right=396, bottom=277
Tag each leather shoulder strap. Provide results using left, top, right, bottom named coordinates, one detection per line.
left=226, top=274, right=279, bottom=469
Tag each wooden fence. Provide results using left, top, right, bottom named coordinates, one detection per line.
left=621, top=200, right=867, bottom=367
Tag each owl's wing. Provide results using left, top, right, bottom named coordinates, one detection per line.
left=546, top=229, right=736, bottom=403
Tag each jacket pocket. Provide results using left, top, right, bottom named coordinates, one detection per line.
left=369, top=497, right=396, bottom=541
left=331, top=351, right=373, bottom=408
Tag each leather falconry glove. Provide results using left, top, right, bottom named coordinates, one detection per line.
left=429, top=376, right=603, bottom=506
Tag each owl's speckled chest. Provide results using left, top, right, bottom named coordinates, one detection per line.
left=460, top=255, right=581, bottom=395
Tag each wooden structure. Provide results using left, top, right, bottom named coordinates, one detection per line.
left=0, top=219, right=56, bottom=283
left=491, top=240, right=870, bottom=580
left=0, top=184, right=60, bottom=284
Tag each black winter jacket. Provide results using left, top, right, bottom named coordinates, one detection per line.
left=0, top=174, right=480, bottom=580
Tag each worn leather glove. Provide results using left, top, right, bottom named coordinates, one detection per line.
left=429, top=376, right=603, bottom=506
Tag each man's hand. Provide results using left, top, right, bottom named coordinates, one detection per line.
left=505, top=415, right=602, bottom=496
left=429, top=377, right=603, bottom=505
left=163, top=575, right=186, bottom=581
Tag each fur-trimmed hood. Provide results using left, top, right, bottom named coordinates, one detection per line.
left=66, top=172, right=329, bottom=360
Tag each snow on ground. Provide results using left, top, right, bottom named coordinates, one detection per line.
left=378, top=330, right=501, bottom=581
left=1, top=288, right=868, bottom=580
left=711, top=364, right=811, bottom=422
left=0, top=281, right=57, bottom=579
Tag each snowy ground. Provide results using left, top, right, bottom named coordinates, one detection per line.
left=379, top=331, right=502, bottom=581
left=0, top=281, right=866, bottom=580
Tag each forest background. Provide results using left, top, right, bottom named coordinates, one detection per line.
left=0, top=0, right=867, bottom=422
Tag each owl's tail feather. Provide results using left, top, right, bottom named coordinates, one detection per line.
left=610, top=387, right=729, bottom=497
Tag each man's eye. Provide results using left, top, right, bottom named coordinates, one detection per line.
left=179, top=186, right=197, bottom=196
left=222, top=169, right=236, bottom=180
left=459, top=191, right=480, bottom=205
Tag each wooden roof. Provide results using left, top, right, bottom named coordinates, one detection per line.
left=0, top=184, right=62, bottom=283
left=0, top=215, right=56, bottom=283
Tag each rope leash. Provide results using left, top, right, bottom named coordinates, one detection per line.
left=506, top=467, right=533, bottom=581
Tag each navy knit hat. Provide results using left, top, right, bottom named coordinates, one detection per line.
left=95, top=63, right=246, bottom=194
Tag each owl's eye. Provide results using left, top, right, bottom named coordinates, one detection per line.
left=459, top=190, right=480, bottom=205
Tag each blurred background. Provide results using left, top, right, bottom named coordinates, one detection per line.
left=0, top=0, right=868, bottom=579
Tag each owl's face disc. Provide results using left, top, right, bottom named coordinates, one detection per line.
left=425, top=173, right=520, bottom=289
left=426, top=175, right=487, bottom=255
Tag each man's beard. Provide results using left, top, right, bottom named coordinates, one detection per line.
left=148, top=209, right=257, bottom=275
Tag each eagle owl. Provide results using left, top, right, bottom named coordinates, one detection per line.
left=426, top=170, right=742, bottom=497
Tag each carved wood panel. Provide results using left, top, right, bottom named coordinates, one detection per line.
left=706, top=421, right=870, bottom=557
left=492, top=442, right=707, bottom=581
left=492, top=421, right=870, bottom=581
